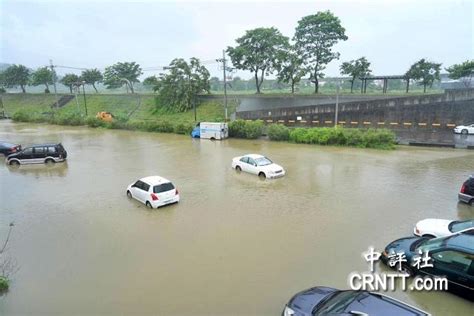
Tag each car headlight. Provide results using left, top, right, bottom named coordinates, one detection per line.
left=283, top=306, right=295, bottom=316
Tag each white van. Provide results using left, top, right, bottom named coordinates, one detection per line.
left=191, top=122, right=228, bottom=140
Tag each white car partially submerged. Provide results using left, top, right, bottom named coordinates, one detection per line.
left=231, top=154, right=285, bottom=179
left=413, top=218, right=474, bottom=238
left=453, top=123, right=474, bottom=135
left=127, top=176, right=179, bottom=208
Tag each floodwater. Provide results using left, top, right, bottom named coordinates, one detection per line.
left=0, top=120, right=473, bottom=315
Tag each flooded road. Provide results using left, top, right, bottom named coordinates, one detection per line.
left=0, top=120, right=473, bottom=315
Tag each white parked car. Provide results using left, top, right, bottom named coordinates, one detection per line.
left=126, top=176, right=179, bottom=209
left=231, top=154, right=285, bottom=179
left=453, top=123, right=474, bottom=135
left=413, top=218, right=474, bottom=238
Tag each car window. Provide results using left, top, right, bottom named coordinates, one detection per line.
left=449, top=220, right=474, bottom=233
left=34, top=147, right=45, bottom=154
left=240, top=157, right=248, bottom=163
left=432, top=251, right=472, bottom=273
left=255, top=157, right=272, bottom=166
left=247, top=158, right=256, bottom=166
left=47, top=146, right=57, bottom=154
left=134, top=180, right=143, bottom=189
left=142, top=182, right=150, bottom=192
left=153, top=183, right=175, bottom=193
left=22, top=147, right=33, bottom=155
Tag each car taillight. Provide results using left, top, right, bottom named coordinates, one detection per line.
left=461, top=183, right=466, bottom=193
left=10, top=147, right=17, bottom=153
left=151, top=193, right=159, bottom=201
left=175, top=188, right=179, bottom=195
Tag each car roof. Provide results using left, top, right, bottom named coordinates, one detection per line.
left=0, top=141, right=18, bottom=146
left=24, top=143, right=61, bottom=147
left=243, top=154, right=265, bottom=159
left=140, top=176, right=171, bottom=185
left=444, top=228, right=474, bottom=253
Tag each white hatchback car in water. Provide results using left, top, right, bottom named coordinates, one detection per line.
left=231, top=154, right=285, bottom=179
left=127, top=176, right=179, bottom=208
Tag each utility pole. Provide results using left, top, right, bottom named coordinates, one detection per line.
left=82, top=81, right=88, bottom=116
left=217, top=50, right=229, bottom=121
left=334, top=79, right=340, bottom=128
left=49, top=59, right=59, bottom=108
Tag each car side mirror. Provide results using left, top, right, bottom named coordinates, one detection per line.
left=349, top=311, right=369, bottom=316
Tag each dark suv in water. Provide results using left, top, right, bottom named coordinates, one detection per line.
left=459, top=175, right=474, bottom=205
left=6, top=143, right=67, bottom=165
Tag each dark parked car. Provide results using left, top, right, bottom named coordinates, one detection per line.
left=0, top=141, right=21, bottom=156
left=382, top=228, right=474, bottom=300
left=282, top=286, right=428, bottom=316
left=6, top=143, right=67, bottom=165
left=459, top=175, right=474, bottom=205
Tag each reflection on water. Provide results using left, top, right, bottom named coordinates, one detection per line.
left=0, top=120, right=473, bottom=315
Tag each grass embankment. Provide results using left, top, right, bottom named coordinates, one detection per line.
left=5, top=93, right=396, bottom=149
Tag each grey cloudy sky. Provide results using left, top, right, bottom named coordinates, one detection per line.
left=1, top=0, right=472, bottom=79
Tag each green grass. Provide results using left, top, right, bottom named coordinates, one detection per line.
left=2, top=94, right=58, bottom=116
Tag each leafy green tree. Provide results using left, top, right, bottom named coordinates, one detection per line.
left=227, top=27, right=289, bottom=93
left=60, top=73, right=79, bottom=93
left=446, top=60, right=474, bottom=88
left=80, top=68, right=103, bottom=93
left=153, top=58, right=210, bottom=112
left=277, top=45, right=307, bottom=93
left=294, top=11, right=348, bottom=93
left=405, top=59, right=441, bottom=93
left=209, top=76, right=221, bottom=91
left=103, top=62, right=142, bottom=93
left=143, top=76, right=159, bottom=91
left=2, top=64, right=30, bottom=93
left=31, top=67, right=54, bottom=93
left=340, top=57, right=372, bottom=93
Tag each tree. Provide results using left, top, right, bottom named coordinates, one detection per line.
left=81, top=69, right=103, bottom=93
left=103, top=62, right=142, bottom=93
left=31, top=67, right=54, bottom=93
left=209, top=76, right=221, bottom=91
left=153, top=58, right=210, bottom=112
left=405, top=59, right=441, bottom=93
left=60, top=73, right=79, bottom=93
left=446, top=60, right=474, bottom=88
left=277, top=45, right=307, bottom=93
left=143, top=76, right=159, bottom=90
left=2, top=64, right=30, bottom=93
left=340, top=57, right=372, bottom=93
left=294, top=11, right=348, bottom=93
left=227, top=27, right=289, bottom=93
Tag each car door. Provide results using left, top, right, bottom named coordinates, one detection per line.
left=469, top=124, right=474, bottom=134
left=141, top=182, right=151, bottom=203
left=131, top=180, right=145, bottom=202
left=246, top=157, right=258, bottom=175
left=424, top=250, right=474, bottom=291
left=19, top=147, right=34, bottom=163
left=33, top=146, right=47, bottom=163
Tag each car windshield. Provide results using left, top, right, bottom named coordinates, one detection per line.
left=313, top=291, right=361, bottom=315
left=153, top=182, right=175, bottom=193
left=255, top=157, right=272, bottom=166
left=449, top=220, right=474, bottom=233
left=416, top=235, right=453, bottom=252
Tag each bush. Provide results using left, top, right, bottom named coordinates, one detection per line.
left=229, top=119, right=263, bottom=139
left=85, top=117, right=107, bottom=128
left=288, top=127, right=395, bottom=149
left=51, top=111, right=84, bottom=126
left=0, top=276, right=8, bottom=292
left=267, top=124, right=289, bottom=141
left=174, top=122, right=194, bottom=135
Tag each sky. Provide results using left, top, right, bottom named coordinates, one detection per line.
left=0, top=0, right=473, bottom=79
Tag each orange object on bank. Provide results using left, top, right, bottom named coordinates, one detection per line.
left=96, top=111, right=113, bottom=122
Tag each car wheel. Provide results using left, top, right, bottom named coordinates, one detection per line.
left=258, top=172, right=266, bottom=179
left=146, top=201, right=153, bottom=209
left=126, top=190, right=132, bottom=198
left=469, top=199, right=474, bottom=206
left=461, top=129, right=468, bottom=135
left=9, top=160, right=20, bottom=166
left=400, top=264, right=414, bottom=277
left=235, top=165, right=241, bottom=172
left=45, top=158, right=55, bottom=164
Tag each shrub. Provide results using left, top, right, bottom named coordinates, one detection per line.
left=0, top=276, right=8, bottom=292
left=174, top=122, right=194, bottom=135
left=51, top=111, right=84, bottom=126
left=85, top=117, right=107, bottom=128
left=267, top=124, right=289, bottom=141
left=229, top=119, right=263, bottom=139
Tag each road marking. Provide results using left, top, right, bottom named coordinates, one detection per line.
left=418, top=123, right=427, bottom=126
left=390, top=122, right=399, bottom=125
left=301, top=120, right=307, bottom=123
left=338, top=121, right=346, bottom=124
left=325, top=120, right=333, bottom=124
left=266, top=119, right=273, bottom=123
left=312, top=120, right=319, bottom=124
left=363, top=121, right=371, bottom=125
left=446, top=124, right=456, bottom=127
left=377, top=122, right=385, bottom=125
left=432, top=123, right=441, bottom=127
left=278, top=120, right=285, bottom=123
left=288, top=120, right=295, bottom=123
left=403, top=122, right=412, bottom=126
left=351, top=121, right=358, bottom=125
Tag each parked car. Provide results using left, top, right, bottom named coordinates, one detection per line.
left=282, top=286, right=428, bottom=316
left=453, top=124, right=474, bottom=135
left=459, top=175, right=474, bottom=205
left=231, top=154, right=285, bottom=179
left=126, top=176, right=179, bottom=209
left=414, top=219, right=474, bottom=238
left=382, top=228, right=474, bottom=298
left=6, top=143, right=67, bottom=165
left=0, top=141, right=21, bottom=156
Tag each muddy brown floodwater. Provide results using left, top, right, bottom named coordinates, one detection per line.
left=0, top=120, right=473, bottom=315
